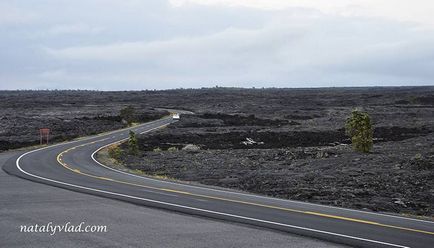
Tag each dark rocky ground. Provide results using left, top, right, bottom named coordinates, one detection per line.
left=0, top=91, right=170, bottom=151
left=113, top=87, right=433, bottom=217
left=119, top=133, right=433, bottom=217
left=1, top=87, right=433, bottom=217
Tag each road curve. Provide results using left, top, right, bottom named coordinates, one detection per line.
left=3, top=116, right=434, bottom=248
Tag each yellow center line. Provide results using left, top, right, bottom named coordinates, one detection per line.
left=56, top=141, right=434, bottom=236
left=304, top=212, right=380, bottom=225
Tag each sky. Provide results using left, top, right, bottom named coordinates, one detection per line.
left=0, top=0, right=434, bottom=90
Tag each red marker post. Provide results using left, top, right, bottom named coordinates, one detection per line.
left=39, top=128, right=50, bottom=145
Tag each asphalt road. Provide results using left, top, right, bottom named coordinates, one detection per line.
left=1, top=150, right=344, bottom=248
left=3, top=116, right=434, bottom=248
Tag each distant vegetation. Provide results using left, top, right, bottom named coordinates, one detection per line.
left=167, top=146, right=179, bottom=152
left=108, top=144, right=122, bottom=160
left=120, top=106, right=135, bottom=126
left=128, top=131, right=139, bottom=155
left=152, top=147, right=162, bottom=152
left=345, top=109, right=373, bottom=153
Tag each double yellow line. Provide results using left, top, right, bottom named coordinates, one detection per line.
left=57, top=140, right=434, bottom=236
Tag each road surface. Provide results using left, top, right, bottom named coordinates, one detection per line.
left=1, top=150, right=344, bottom=248
left=3, top=116, right=434, bottom=247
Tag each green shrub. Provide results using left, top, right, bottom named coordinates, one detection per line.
left=128, top=131, right=139, bottom=155
left=107, top=145, right=121, bottom=160
left=167, top=147, right=178, bottom=152
left=153, top=147, right=162, bottom=152
left=345, top=109, right=373, bottom=153
left=120, top=106, right=135, bottom=126
left=413, top=153, right=422, bottom=160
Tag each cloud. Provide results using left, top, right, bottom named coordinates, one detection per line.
left=38, top=69, right=68, bottom=79
left=170, top=0, right=434, bottom=27
left=45, top=26, right=283, bottom=61
left=42, top=12, right=434, bottom=88
left=1, top=0, right=434, bottom=90
left=46, top=23, right=104, bottom=36
left=0, top=3, right=38, bottom=25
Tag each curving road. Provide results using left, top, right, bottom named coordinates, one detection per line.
left=3, top=116, right=434, bottom=248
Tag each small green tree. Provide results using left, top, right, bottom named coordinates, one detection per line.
left=128, top=130, right=139, bottom=155
left=120, top=106, right=135, bottom=126
left=345, top=109, right=373, bottom=153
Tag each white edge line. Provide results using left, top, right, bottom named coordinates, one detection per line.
left=16, top=149, right=409, bottom=248
left=90, top=125, right=434, bottom=225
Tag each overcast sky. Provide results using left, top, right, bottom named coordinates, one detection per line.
left=1, top=0, right=433, bottom=90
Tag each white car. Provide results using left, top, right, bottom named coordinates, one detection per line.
left=172, top=113, right=180, bottom=119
